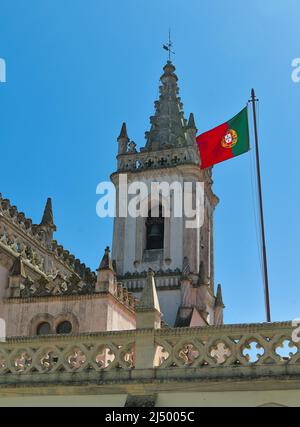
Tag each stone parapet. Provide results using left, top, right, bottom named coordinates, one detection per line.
left=0, top=321, right=297, bottom=392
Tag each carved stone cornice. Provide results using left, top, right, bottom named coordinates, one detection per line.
left=156, top=321, right=293, bottom=337
left=111, top=162, right=218, bottom=210
left=3, top=290, right=135, bottom=314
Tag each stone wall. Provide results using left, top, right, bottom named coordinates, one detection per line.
left=1, top=294, right=135, bottom=337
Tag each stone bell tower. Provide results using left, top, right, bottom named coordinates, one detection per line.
left=111, top=60, right=223, bottom=327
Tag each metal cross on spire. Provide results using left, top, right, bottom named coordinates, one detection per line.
left=163, top=30, right=175, bottom=61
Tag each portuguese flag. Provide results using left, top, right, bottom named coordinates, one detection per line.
left=196, top=107, right=250, bottom=169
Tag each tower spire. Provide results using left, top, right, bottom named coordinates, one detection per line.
left=144, top=61, right=188, bottom=151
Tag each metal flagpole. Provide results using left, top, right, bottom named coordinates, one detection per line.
left=249, top=88, right=271, bottom=322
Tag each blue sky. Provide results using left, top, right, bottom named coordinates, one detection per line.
left=0, top=0, right=299, bottom=324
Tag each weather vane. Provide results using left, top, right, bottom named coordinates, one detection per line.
left=163, top=30, right=175, bottom=61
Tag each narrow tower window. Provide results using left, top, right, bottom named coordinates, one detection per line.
left=146, top=205, right=164, bottom=250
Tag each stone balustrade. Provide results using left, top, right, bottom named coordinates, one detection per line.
left=0, top=331, right=136, bottom=385
left=0, top=321, right=298, bottom=387
left=155, top=321, right=298, bottom=369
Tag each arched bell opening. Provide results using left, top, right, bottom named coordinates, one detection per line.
left=145, top=205, right=164, bottom=250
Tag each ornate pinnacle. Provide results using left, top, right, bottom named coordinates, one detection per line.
left=215, top=284, right=225, bottom=308
left=98, top=246, right=114, bottom=271
left=188, top=112, right=197, bottom=131
left=40, top=198, right=56, bottom=230
left=118, top=122, right=129, bottom=141
left=136, top=269, right=161, bottom=312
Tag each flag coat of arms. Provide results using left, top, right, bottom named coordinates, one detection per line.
left=196, top=107, right=250, bottom=169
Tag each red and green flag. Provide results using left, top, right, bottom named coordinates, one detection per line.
left=196, top=107, right=250, bottom=169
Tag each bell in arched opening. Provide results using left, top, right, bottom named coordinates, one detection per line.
left=146, top=206, right=164, bottom=250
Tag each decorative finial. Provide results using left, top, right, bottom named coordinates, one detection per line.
left=162, top=29, right=175, bottom=61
